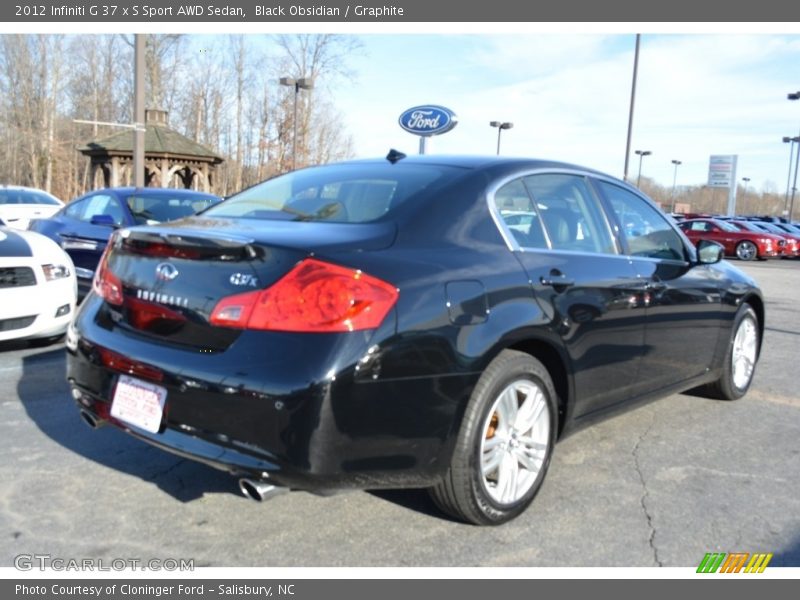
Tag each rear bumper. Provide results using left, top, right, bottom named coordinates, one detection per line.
left=67, top=297, right=477, bottom=490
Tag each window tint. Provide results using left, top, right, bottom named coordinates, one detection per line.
left=598, top=181, right=686, bottom=261
left=206, top=164, right=461, bottom=223
left=493, top=179, right=547, bottom=249
left=125, top=191, right=217, bottom=224
left=65, top=194, right=126, bottom=225
left=0, top=189, right=60, bottom=206
left=523, top=174, right=615, bottom=254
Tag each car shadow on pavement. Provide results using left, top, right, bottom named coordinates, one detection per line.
left=15, top=347, right=238, bottom=503
left=367, top=489, right=455, bottom=522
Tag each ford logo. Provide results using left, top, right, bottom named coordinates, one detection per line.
left=398, top=105, right=458, bottom=137
left=155, top=262, right=180, bottom=282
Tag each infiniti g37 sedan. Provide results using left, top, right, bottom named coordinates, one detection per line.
left=66, top=154, right=763, bottom=525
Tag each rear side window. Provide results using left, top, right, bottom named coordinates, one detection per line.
left=598, top=181, right=686, bottom=261
left=125, top=192, right=217, bottom=224
left=205, top=164, right=461, bottom=223
left=523, top=174, right=616, bottom=254
left=494, top=179, right=547, bottom=249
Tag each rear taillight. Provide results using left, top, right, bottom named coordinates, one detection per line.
left=210, top=258, right=398, bottom=332
left=92, top=243, right=123, bottom=306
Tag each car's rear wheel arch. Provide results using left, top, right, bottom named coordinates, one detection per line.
left=505, top=339, right=570, bottom=438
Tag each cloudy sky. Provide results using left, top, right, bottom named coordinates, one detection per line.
left=331, top=34, right=800, bottom=193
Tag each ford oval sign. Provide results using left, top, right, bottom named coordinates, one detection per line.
left=399, top=105, right=458, bottom=137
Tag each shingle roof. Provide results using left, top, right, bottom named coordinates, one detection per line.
left=78, top=125, right=223, bottom=163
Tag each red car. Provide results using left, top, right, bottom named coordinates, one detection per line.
left=731, top=220, right=800, bottom=259
left=678, top=218, right=784, bottom=261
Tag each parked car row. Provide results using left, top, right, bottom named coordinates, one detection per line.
left=1, top=185, right=220, bottom=344
left=677, top=217, right=800, bottom=261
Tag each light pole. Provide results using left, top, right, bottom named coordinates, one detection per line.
left=489, top=121, right=513, bottom=155
left=623, top=34, right=641, bottom=182
left=783, top=136, right=800, bottom=216
left=280, top=76, right=314, bottom=171
left=635, top=150, right=651, bottom=188
left=741, top=177, right=750, bottom=215
left=788, top=91, right=800, bottom=221
left=670, top=159, right=682, bottom=213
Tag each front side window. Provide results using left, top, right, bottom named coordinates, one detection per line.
left=523, top=174, right=615, bottom=254
left=598, top=181, right=686, bottom=261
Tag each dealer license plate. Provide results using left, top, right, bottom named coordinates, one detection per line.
left=110, top=375, right=167, bottom=434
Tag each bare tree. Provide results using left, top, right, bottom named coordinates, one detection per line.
left=272, top=34, right=362, bottom=170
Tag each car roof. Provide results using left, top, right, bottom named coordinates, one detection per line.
left=333, top=154, right=610, bottom=175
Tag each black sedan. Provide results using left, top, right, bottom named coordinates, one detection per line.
left=66, top=155, right=763, bottom=525
left=29, top=187, right=220, bottom=297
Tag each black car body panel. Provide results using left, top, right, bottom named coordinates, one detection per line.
left=66, top=156, right=764, bottom=493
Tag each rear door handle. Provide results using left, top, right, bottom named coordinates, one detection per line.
left=540, top=274, right=575, bottom=288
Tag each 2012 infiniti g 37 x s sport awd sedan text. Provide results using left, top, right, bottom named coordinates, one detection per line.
left=66, top=153, right=763, bottom=525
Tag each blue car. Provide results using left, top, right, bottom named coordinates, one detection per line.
left=29, top=187, right=220, bottom=297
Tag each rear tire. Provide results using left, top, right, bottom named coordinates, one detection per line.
left=705, top=304, right=759, bottom=400
left=429, top=350, right=557, bottom=525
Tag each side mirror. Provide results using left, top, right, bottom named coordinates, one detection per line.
left=696, top=239, right=723, bottom=265
left=90, top=214, right=117, bottom=227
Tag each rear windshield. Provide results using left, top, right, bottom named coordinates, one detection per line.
left=205, top=164, right=460, bottom=223
left=124, top=191, right=219, bottom=224
left=0, top=189, right=60, bottom=205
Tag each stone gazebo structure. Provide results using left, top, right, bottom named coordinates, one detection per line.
left=79, top=109, right=224, bottom=192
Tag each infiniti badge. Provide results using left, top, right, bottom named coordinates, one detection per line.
left=155, top=262, right=180, bottom=281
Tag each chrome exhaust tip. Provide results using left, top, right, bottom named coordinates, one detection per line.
left=238, top=478, right=286, bottom=502
left=79, top=409, right=106, bottom=430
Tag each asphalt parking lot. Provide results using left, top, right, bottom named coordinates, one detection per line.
left=1, top=259, right=798, bottom=568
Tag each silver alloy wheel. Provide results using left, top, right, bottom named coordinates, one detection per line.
left=479, top=379, right=551, bottom=505
left=731, top=315, right=758, bottom=390
left=736, top=241, right=757, bottom=261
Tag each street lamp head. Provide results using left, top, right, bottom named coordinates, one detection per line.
left=742, top=177, right=750, bottom=183
left=490, top=121, right=513, bottom=129
left=635, top=150, right=651, bottom=157
left=788, top=91, right=800, bottom=101
left=280, top=77, right=314, bottom=90
left=671, top=159, right=682, bottom=165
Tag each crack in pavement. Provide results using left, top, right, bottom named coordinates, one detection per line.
left=632, top=413, right=662, bottom=567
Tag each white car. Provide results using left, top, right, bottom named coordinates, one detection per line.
left=0, top=185, right=64, bottom=230
left=0, top=227, right=77, bottom=343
